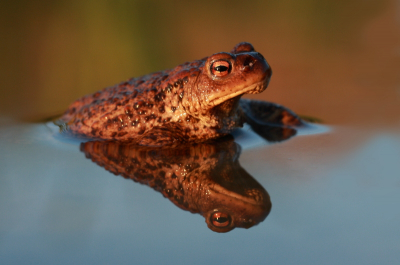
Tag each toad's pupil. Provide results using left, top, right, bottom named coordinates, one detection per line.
left=215, top=65, right=228, bottom=72
left=215, top=216, right=228, bottom=223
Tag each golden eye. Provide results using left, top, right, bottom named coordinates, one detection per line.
left=211, top=61, right=231, bottom=77
left=210, top=212, right=231, bottom=227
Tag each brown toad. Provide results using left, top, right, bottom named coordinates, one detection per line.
left=59, top=42, right=302, bottom=146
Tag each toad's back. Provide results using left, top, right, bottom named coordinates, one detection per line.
left=59, top=42, right=272, bottom=146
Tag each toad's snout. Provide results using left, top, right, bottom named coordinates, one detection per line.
left=241, top=52, right=271, bottom=76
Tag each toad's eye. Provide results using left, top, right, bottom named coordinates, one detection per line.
left=210, top=212, right=231, bottom=227
left=211, top=61, right=231, bottom=77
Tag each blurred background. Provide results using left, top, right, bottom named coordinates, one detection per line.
left=1, top=0, right=399, bottom=126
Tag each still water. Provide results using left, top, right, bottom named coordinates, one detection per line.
left=0, top=120, right=399, bottom=264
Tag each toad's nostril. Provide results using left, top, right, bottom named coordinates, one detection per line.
left=243, top=57, right=256, bottom=68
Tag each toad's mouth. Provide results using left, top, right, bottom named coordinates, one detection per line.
left=208, top=183, right=269, bottom=207
left=208, top=79, right=269, bottom=107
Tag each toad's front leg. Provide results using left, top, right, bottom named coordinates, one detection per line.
left=239, top=99, right=304, bottom=142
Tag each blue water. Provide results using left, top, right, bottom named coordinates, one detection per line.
left=0, top=122, right=399, bottom=265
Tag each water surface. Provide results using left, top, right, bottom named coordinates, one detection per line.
left=0, top=122, right=399, bottom=264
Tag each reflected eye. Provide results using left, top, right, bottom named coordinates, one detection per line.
left=211, top=61, right=231, bottom=77
left=210, top=212, right=231, bottom=227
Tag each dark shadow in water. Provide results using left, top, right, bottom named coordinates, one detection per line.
left=80, top=136, right=271, bottom=233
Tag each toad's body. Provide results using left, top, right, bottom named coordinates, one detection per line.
left=60, top=42, right=295, bottom=146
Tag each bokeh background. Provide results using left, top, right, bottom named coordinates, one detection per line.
left=1, top=0, right=399, bottom=126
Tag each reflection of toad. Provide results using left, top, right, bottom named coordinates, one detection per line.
left=60, top=42, right=302, bottom=146
left=81, top=137, right=271, bottom=233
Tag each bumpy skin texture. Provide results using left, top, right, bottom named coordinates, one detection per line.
left=80, top=138, right=271, bottom=233
left=60, top=42, right=274, bottom=146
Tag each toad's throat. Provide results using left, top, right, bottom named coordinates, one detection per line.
left=208, top=80, right=267, bottom=107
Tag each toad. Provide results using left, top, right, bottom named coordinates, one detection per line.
left=59, top=42, right=302, bottom=146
